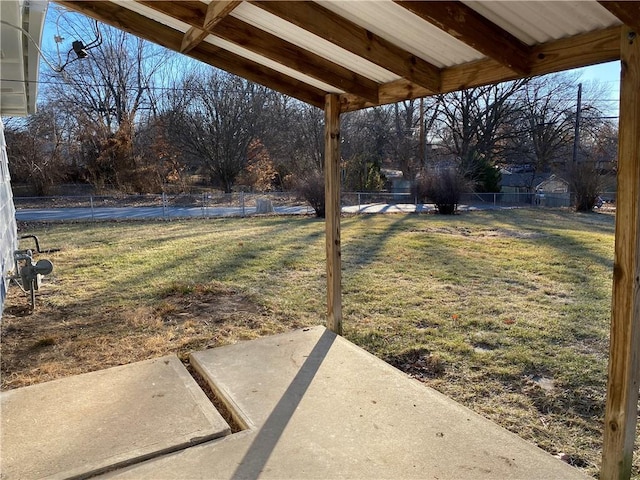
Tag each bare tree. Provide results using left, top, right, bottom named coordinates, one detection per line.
left=43, top=13, right=172, bottom=191
left=4, top=105, right=69, bottom=195
left=259, top=94, right=323, bottom=182
left=435, top=81, right=526, bottom=191
left=389, top=100, right=421, bottom=180
left=169, top=70, right=268, bottom=193
left=341, top=107, right=391, bottom=191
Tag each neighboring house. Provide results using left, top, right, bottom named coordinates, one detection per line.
left=381, top=168, right=411, bottom=198
left=500, top=171, right=549, bottom=195
left=0, top=0, right=47, bottom=318
left=534, top=174, right=570, bottom=207
left=535, top=174, right=569, bottom=194
left=500, top=170, right=548, bottom=204
left=500, top=171, right=570, bottom=207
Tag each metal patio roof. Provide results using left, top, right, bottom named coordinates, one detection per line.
left=53, top=1, right=639, bottom=112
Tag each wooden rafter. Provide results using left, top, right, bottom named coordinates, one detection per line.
left=139, top=1, right=380, bottom=102
left=180, top=1, right=242, bottom=54
left=598, top=1, right=640, bottom=32
left=55, top=1, right=326, bottom=108
left=251, top=1, right=442, bottom=93
left=340, top=26, right=621, bottom=112
left=394, top=1, right=531, bottom=75
left=134, top=0, right=203, bottom=24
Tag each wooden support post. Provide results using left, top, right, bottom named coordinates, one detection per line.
left=324, top=94, right=342, bottom=335
left=601, top=25, right=640, bottom=480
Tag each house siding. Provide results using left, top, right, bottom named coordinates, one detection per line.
left=0, top=119, right=18, bottom=319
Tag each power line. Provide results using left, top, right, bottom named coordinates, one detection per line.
left=0, top=78, right=265, bottom=95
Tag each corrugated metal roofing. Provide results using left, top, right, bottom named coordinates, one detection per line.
left=463, top=1, right=621, bottom=45
left=40, top=1, right=635, bottom=110
left=318, top=0, right=485, bottom=67
left=230, top=2, right=400, bottom=83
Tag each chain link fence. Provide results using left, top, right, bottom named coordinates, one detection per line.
left=13, top=192, right=314, bottom=221
left=343, top=191, right=617, bottom=211
left=13, top=190, right=616, bottom=222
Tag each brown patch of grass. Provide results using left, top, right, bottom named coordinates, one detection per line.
left=385, top=348, right=446, bottom=379
left=0, top=280, right=285, bottom=390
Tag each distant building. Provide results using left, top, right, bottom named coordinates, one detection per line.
left=381, top=169, right=411, bottom=198
left=500, top=170, right=549, bottom=195
left=534, top=174, right=570, bottom=207
left=535, top=174, right=569, bottom=194
left=500, top=171, right=570, bottom=207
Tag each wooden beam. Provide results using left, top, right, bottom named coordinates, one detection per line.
left=394, top=1, right=531, bottom=75
left=136, top=1, right=205, bottom=25
left=54, top=1, right=326, bottom=108
left=599, top=2, right=640, bottom=33
left=340, top=26, right=621, bottom=112
left=601, top=24, right=640, bottom=480
left=215, top=18, right=379, bottom=103
left=324, top=93, right=342, bottom=335
left=252, top=1, right=442, bottom=93
left=181, top=0, right=242, bottom=53
left=203, top=0, right=243, bottom=31
left=181, top=27, right=209, bottom=54
left=140, top=1, right=379, bottom=103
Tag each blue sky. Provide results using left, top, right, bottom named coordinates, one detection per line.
left=574, top=61, right=620, bottom=88
left=572, top=61, right=621, bottom=117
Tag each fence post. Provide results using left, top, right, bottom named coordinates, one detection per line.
left=201, top=193, right=205, bottom=218
left=162, top=192, right=167, bottom=220
left=241, top=191, right=245, bottom=217
left=493, top=193, right=497, bottom=206
left=90, top=195, right=95, bottom=221
left=358, top=192, right=361, bottom=214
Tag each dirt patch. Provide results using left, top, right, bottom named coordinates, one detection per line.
left=386, top=348, right=445, bottom=380
left=0, top=282, right=271, bottom=390
left=155, top=282, right=263, bottom=326
left=409, top=226, right=547, bottom=240
left=473, top=343, right=498, bottom=354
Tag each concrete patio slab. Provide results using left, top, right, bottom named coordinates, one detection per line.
left=100, top=326, right=589, bottom=479
left=0, top=355, right=230, bottom=480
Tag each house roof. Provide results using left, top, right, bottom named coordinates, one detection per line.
left=536, top=173, right=569, bottom=191
left=500, top=171, right=549, bottom=189
left=52, top=1, right=639, bottom=112
left=0, top=1, right=48, bottom=117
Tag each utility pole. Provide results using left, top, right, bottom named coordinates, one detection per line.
left=572, top=83, right=582, bottom=163
left=419, top=97, right=425, bottom=168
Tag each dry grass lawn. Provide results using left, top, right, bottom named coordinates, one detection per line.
left=1, top=209, right=638, bottom=478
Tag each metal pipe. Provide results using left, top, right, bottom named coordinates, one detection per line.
left=19, top=235, right=60, bottom=253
